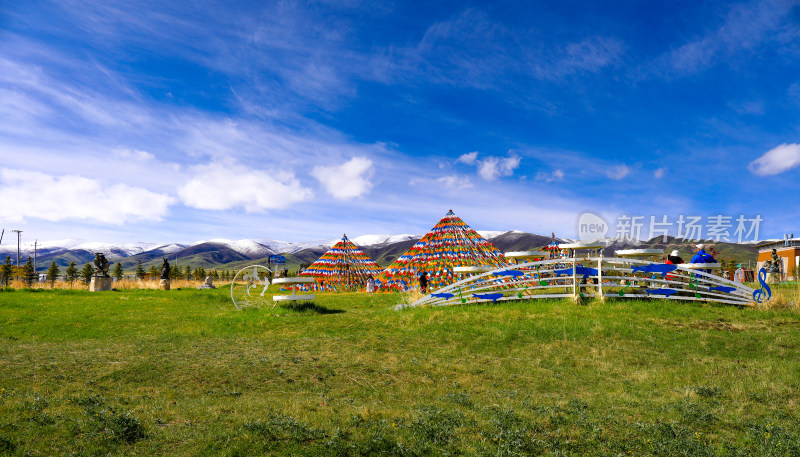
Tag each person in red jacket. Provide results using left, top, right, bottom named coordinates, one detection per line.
left=664, top=249, right=683, bottom=282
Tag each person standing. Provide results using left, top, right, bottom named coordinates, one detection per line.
left=366, top=275, right=375, bottom=295
left=418, top=271, right=428, bottom=293
left=734, top=264, right=745, bottom=283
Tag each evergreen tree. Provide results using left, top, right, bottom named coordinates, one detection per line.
left=1, top=256, right=12, bottom=288
left=23, top=257, right=36, bottom=287
left=113, top=262, right=123, bottom=281
left=185, top=265, right=193, bottom=280
left=65, top=261, right=78, bottom=286
left=212, top=269, right=219, bottom=281
left=81, top=262, right=94, bottom=285
left=46, top=261, right=60, bottom=288
left=135, top=261, right=146, bottom=280
left=148, top=265, right=159, bottom=279
left=171, top=264, right=181, bottom=280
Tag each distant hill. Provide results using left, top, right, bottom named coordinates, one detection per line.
left=0, top=232, right=759, bottom=273
left=598, top=236, right=758, bottom=265
left=485, top=231, right=560, bottom=252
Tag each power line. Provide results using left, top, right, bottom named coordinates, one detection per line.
left=11, top=230, right=22, bottom=282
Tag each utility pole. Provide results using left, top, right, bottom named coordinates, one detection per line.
left=34, top=239, right=38, bottom=272
left=12, top=230, right=22, bottom=282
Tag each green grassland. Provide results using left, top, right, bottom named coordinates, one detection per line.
left=1, top=287, right=799, bottom=456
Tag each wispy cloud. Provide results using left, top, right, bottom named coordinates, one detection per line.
left=312, top=156, right=374, bottom=200
left=398, top=8, right=624, bottom=89
left=748, top=143, right=800, bottom=176
left=537, top=36, right=624, bottom=79
left=728, top=99, right=765, bottom=115
left=535, top=169, right=565, bottom=183
left=437, top=175, right=473, bottom=190
left=113, top=148, right=154, bottom=161
left=654, top=168, right=666, bottom=179
left=788, top=83, right=800, bottom=107
left=655, top=0, right=796, bottom=76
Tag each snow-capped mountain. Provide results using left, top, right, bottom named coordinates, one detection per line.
left=0, top=230, right=761, bottom=271
left=0, top=239, right=163, bottom=260
left=0, top=234, right=426, bottom=267
left=0, top=231, right=529, bottom=262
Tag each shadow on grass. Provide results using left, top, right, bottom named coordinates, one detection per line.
left=280, top=301, right=345, bottom=315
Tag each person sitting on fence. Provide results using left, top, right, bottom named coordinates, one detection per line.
left=664, top=250, right=683, bottom=282
left=690, top=244, right=716, bottom=276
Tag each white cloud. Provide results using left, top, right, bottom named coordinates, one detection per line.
left=606, top=165, right=630, bottom=180
left=179, top=162, right=313, bottom=211
left=535, top=169, right=564, bottom=183
left=654, top=168, right=665, bottom=179
left=113, top=148, right=154, bottom=161
left=477, top=155, right=520, bottom=181
left=312, top=156, right=374, bottom=199
left=457, top=151, right=478, bottom=164
left=748, top=143, right=800, bottom=176
left=0, top=168, right=173, bottom=223
left=437, top=175, right=473, bottom=190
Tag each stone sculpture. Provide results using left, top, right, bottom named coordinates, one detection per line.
left=770, top=249, right=782, bottom=273
left=198, top=276, right=216, bottom=290
left=160, top=258, right=171, bottom=279
left=90, top=253, right=112, bottom=291
left=93, top=253, right=110, bottom=278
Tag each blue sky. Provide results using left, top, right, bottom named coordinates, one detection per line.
left=1, top=0, right=799, bottom=244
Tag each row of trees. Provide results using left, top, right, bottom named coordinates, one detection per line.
left=1, top=256, right=243, bottom=288
left=130, top=261, right=228, bottom=281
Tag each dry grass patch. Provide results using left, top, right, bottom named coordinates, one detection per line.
left=2, top=277, right=207, bottom=290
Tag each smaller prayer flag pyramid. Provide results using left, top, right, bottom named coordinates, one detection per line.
left=300, top=234, right=383, bottom=291
left=377, top=210, right=507, bottom=291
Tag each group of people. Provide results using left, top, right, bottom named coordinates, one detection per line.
left=665, top=243, right=716, bottom=272
left=667, top=243, right=754, bottom=283
left=664, top=243, right=729, bottom=282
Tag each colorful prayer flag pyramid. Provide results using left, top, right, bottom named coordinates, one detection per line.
left=377, top=210, right=507, bottom=291
left=299, top=234, right=383, bottom=291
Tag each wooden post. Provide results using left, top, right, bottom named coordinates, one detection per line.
left=598, top=249, right=604, bottom=302
left=571, top=255, right=577, bottom=301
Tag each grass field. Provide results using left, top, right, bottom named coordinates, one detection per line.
left=1, top=285, right=799, bottom=456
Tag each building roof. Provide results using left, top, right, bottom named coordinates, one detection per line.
left=755, top=238, right=800, bottom=251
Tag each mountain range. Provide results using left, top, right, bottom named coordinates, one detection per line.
left=0, top=231, right=762, bottom=273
